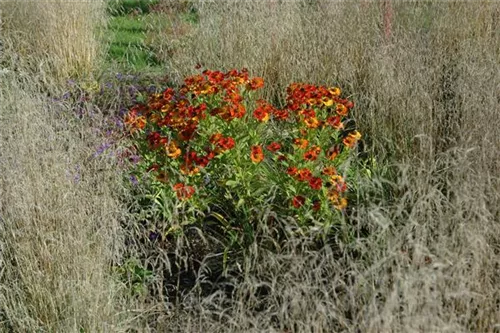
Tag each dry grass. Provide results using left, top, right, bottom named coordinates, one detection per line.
left=0, top=0, right=107, bottom=82
left=0, top=2, right=132, bottom=332
left=1, top=1, right=500, bottom=332
left=0, top=70, right=133, bottom=331
left=151, top=1, right=500, bottom=332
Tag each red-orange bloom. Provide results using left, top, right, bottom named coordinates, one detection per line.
left=330, top=175, right=347, bottom=193
left=308, top=177, right=322, bottom=190
left=250, top=145, right=264, bottom=163
left=342, top=131, right=362, bottom=148
left=312, top=200, right=321, bottom=211
left=293, top=138, right=309, bottom=149
left=327, top=116, right=344, bottom=130
left=304, top=117, right=320, bottom=129
left=336, top=103, right=348, bottom=116
left=253, top=108, right=270, bottom=122
left=173, top=183, right=195, bottom=200
left=303, top=146, right=321, bottom=161
left=326, top=146, right=341, bottom=161
left=247, top=77, right=264, bottom=90
left=273, top=108, right=289, bottom=120
left=322, top=166, right=337, bottom=176
left=210, top=133, right=223, bottom=144
left=266, top=142, right=281, bottom=152
left=292, top=195, right=306, bottom=208
left=297, top=168, right=312, bottom=182
left=287, top=167, right=298, bottom=176
left=218, top=137, right=236, bottom=151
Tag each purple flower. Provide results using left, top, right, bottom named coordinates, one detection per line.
left=93, top=142, right=112, bottom=158
left=149, top=231, right=160, bottom=241
left=116, top=73, right=123, bottom=80
left=130, top=174, right=139, bottom=186
left=129, top=154, right=140, bottom=164
left=62, top=91, right=70, bottom=100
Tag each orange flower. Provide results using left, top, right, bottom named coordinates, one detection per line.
left=250, top=145, right=264, bottom=163
left=297, top=168, right=312, bottom=182
left=173, top=183, right=196, bottom=200
left=344, top=100, right=354, bottom=109
left=166, top=141, right=181, bottom=159
left=328, top=87, right=341, bottom=97
left=322, top=166, right=337, bottom=176
left=287, top=167, right=298, bottom=176
left=336, top=103, right=348, bottom=116
left=308, top=177, right=322, bottom=190
left=327, top=116, right=344, bottom=130
left=247, top=77, right=264, bottom=90
left=210, top=133, right=223, bottom=144
left=253, top=108, right=270, bottom=122
left=292, top=195, right=306, bottom=208
left=180, top=162, right=200, bottom=176
left=266, top=142, right=281, bottom=153
left=326, top=146, right=341, bottom=161
left=330, top=175, right=347, bottom=193
left=218, top=137, right=236, bottom=152
left=304, top=116, right=320, bottom=129
left=343, top=131, right=362, bottom=148
left=328, top=191, right=347, bottom=210
left=293, top=138, right=309, bottom=149
left=303, top=146, right=321, bottom=161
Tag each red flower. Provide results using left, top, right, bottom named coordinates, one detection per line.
left=210, top=133, right=223, bottom=144
left=287, top=167, right=298, bottom=176
left=293, top=138, right=309, bottom=149
left=247, top=77, right=264, bottom=90
left=322, top=166, right=337, bottom=176
left=308, top=177, right=323, bottom=190
left=312, top=200, right=321, bottom=211
left=292, top=195, right=306, bottom=208
left=266, top=142, right=281, bottom=153
left=297, top=168, right=312, bottom=182
left=344, top=100, right=354, bottom=109
left=326, top=146, right=341, bottom=161
left=273, top=108, right=289, bottom=120
left=173, top=183, right=196, bottom=200
left=250, top=145, right=264, bottom=163
left=253, top=108, right=270, bottom=122
left=218, top=136, right=235, bottom=151
left=327, top=116, right=344, bottom=130
left=303, top=146, right=321, bottom=161
left=336, top=103, right=348, bottom=116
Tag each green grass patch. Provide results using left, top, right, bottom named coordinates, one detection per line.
left=108, top=0, right=159, bottom=16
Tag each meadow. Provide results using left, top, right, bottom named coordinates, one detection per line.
left=0, top=1, right=499, bottom=332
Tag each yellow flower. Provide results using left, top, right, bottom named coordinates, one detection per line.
left=304, top=116, right=320, bottom=129
left=166, top=142, right=181, bottom=159
left=322, top=97, right=334, bottom=107
left=328, top=87, right=341, bottom=97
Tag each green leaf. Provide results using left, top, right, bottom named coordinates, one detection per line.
left=236, top=198, right=245, bottom=209
left=225, top=180, right=239, bottom=187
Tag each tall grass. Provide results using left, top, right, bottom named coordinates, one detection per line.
left=0, top=0, right=107, bottom=82
left=146, top=1, right=500, bottom=331
left=0, top=73, right=130, bottom=331
left=0, top=1, right=133, bottom=332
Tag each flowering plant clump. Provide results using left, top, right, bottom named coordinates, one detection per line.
left=122, top=68, right=361, bottom=242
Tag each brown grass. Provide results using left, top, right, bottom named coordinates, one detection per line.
left=0, top=0, right=107, bottom=83
left=1, top=1, right=500, bottom=332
